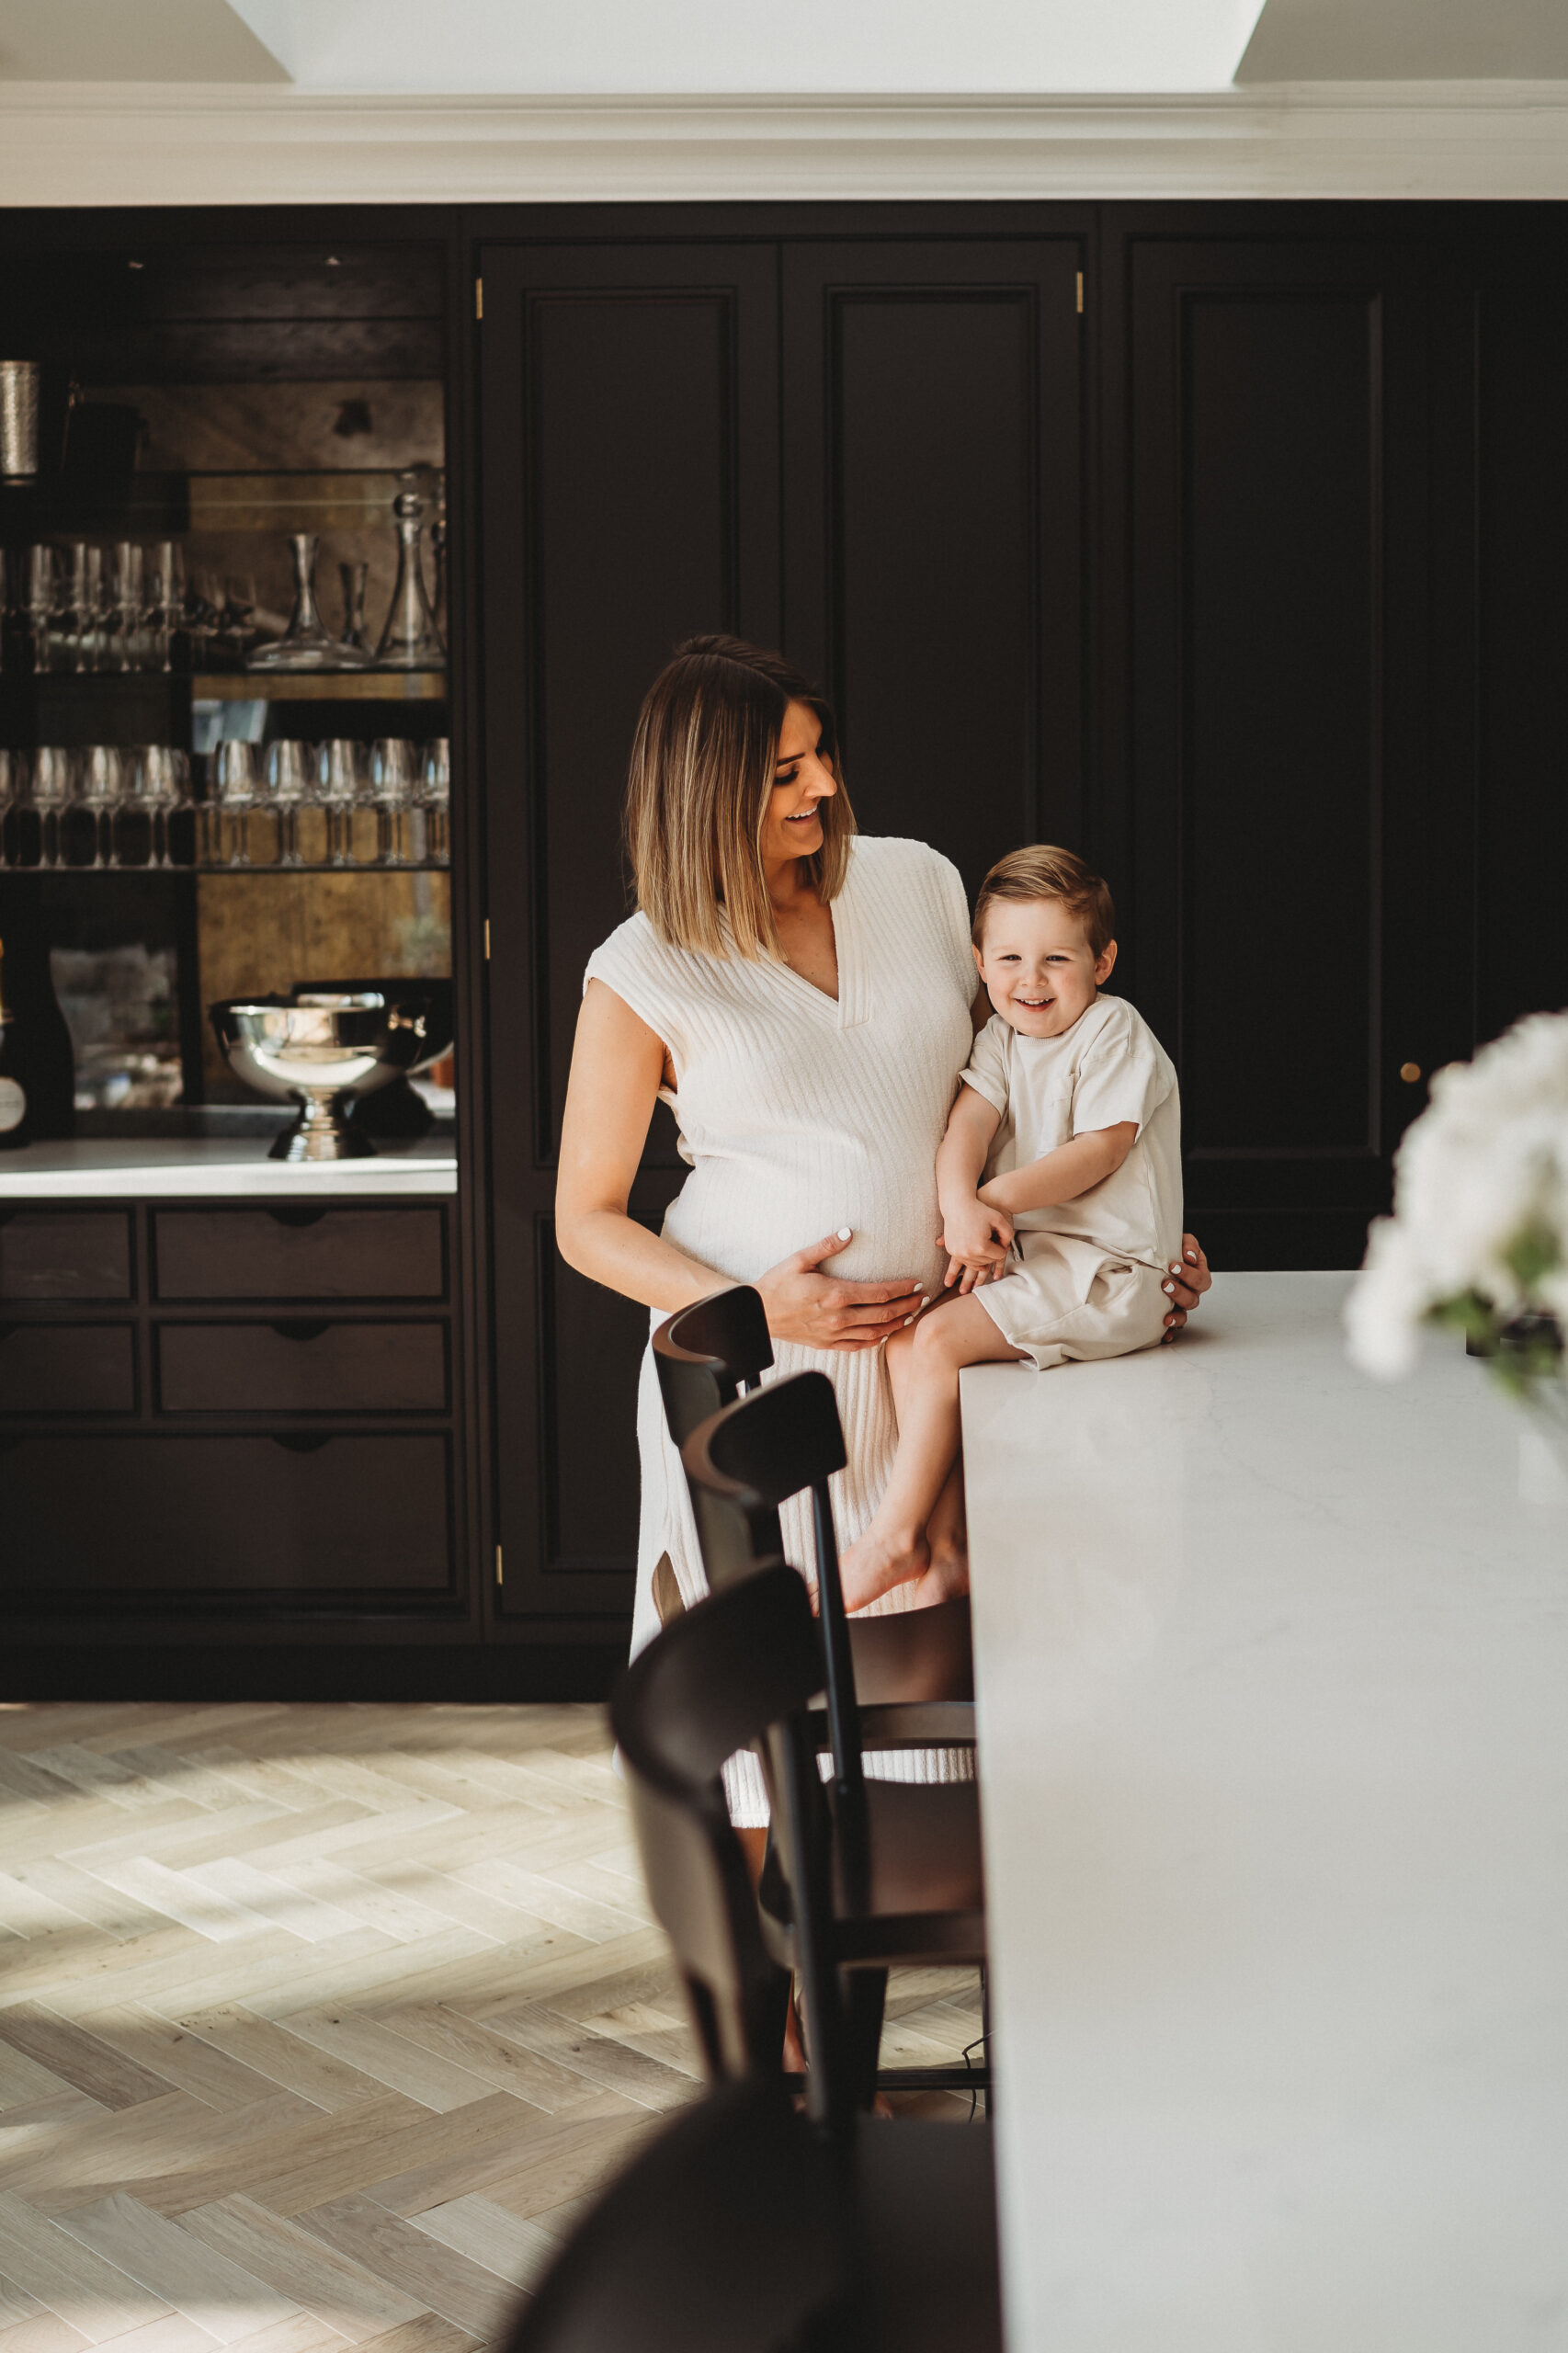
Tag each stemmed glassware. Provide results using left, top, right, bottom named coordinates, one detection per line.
left=147, top=541, right=184, bottom=674
left=28, top=746, right=72, bottom=869
left=368, top=738, right=415, bottom=867
left=318, top=739, right=366, bottom=868
left=107, top=543, right=144, bottom=673
left=75, top=744, right=123, bottom=868
left=416, top=737, right=450, bottom=865
left=211, top=740, right=259, bottom=867
left=264, top=738, right=314, bottom=866
left=120, top=745, right=190, bottom=868
left=0, top=749, right=18, bottom=868
left=20, top=544, right=56, bottom=673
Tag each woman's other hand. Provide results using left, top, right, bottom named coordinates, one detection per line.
left=757, top=1230, right=925, bottom=1351
left=1162, top=1234, right=1212, bottom=1335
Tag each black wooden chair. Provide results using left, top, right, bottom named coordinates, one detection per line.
left=683, top=1393, right=988, bottom=2109
left=652, top=1286, right=975, bottom=1726
left=501, top=2068, right=1001, bottom=2353
left=500, top=1568, right=1001, bottom=2353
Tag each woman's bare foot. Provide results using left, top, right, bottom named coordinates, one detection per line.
left=908, top=1540, right=969, bottom=1609
left=838, top=1522, right=930, bottom=1613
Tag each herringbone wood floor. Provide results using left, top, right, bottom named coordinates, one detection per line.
left=0, top=1700, right=982, bottom=2351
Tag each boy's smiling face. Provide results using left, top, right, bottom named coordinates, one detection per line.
left=973, top=895, right=1118, bottom=1039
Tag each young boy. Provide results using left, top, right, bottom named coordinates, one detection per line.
left=837, top=844, right=1183, bottom=1614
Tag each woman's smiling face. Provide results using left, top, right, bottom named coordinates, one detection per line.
left=762, top=698, right=837, bottom=871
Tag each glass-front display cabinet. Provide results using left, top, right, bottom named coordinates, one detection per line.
left=0, top=226, right=476, bottom=1691
left=0, top=237, right=453, bottom=1155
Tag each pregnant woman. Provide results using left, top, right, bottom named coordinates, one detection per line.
left=555, top=635, right=1210, bottom=1822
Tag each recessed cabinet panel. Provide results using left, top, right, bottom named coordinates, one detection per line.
left=1184, top=291, right=1378, bottom=1153
left=0, top=1434, right=452, bottom=1597
left=0, top=1324, right=135, bottom=1415
left=480, top=240, right=779, bottom=1614
left=153, top=1208, right=446, bottom=1302
left=783, top=240, right=1084, bottom=899
left=1127, top=237, right=1431, bottom=1248
left=157, top=1321, right=448, bottom=1415
left=0, top=1212, right=132, bottom=1301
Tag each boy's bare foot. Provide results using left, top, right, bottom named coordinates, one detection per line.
left=839, top=1523, right=930, bottom=1613
left=908, top=1542, right=970, bottom=1609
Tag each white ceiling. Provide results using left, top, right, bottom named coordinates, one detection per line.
left=1, top=0, right=1565, bottom=93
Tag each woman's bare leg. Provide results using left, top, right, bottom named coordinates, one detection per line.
left=736, top=1826, right=807, bottom=2074
left=841, top=1294, right=1023, bottom=1613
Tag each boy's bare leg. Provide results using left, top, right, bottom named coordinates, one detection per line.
left=911, top=1457, right=970, bottom=1607
left=842, top=1294, right=1023, bottom=1613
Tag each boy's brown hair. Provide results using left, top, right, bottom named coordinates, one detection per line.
left=971, top=844, right=1116, bottom=960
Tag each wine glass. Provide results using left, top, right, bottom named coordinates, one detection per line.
left=318, top=738, right=366, bottom=868
left=211, top=739, right=259, bottom=867
left=264, top=737, right=315, bottom=867
left=121, top=745, right=187, bottom=867
left=222, top=574, right=258, bottom=661
left=87, top=546, right=114, bottom=675
left=20, top=544, right=56, bottom=674
left=108, top=543, right=144, bottom=673
left=369, top=738, right=415, bottom=867
left=338, top=560, right=371, bottom=657
left=28, top=746, right=71, bottom=869
left=416, top=736, right=450, bottom=866
left=75, top=744, right=124, bottom=868
left=148, top=541, right=184, bottom=674
left=0, top=748, right=18, bottom=869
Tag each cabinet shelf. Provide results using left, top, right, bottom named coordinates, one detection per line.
left=193, top=672, right=446, bottom=704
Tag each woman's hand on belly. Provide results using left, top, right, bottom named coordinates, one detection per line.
left=757, top=1230, right=925, bottom=1351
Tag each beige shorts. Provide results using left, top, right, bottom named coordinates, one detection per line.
left=974, top=1231, right=1170, bottom=1371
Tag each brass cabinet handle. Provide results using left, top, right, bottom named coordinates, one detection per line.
left=1399, top=1062, right=1423, bottom=1085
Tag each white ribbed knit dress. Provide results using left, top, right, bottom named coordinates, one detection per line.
left=585, top=835, right=977, bottom=1824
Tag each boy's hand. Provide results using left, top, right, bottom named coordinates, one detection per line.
left=937, top=1195, right=1014, bottom=1293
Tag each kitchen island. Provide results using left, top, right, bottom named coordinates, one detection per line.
left=0, top=1134, right=457, bottom=1197
left=961, top=1271, right=1568, bottom=2352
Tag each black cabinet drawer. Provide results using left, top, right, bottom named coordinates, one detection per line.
left=0, top=1324, right=135, bottom=1414
left=158, top=1321, right=448, bottom=1414
left=153, top=1207, right=445, bottom=1302
left=0, top=1211, right=132, bottom=1301
left=0, top=1433, right=452, bottom=1597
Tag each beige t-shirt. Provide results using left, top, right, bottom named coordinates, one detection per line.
left=960, top=993, right=1183, bottom=1273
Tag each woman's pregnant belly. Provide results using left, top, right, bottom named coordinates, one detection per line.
left=662, top=1139, right=947, bottom=1295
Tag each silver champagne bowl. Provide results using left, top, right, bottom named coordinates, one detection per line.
left=210, top=990, right=433, bottom=1162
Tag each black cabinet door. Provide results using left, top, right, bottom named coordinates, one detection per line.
left=478, top=239, right=780, bottom=1619
left=1122, top=236, right=1433, bottom=1267
left=782, top=237, right=1085, bottom=898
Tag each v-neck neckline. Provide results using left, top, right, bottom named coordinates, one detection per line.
left=772, top=858, right=867, bottom=1029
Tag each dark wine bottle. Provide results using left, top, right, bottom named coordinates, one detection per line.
left=0, top=914, right=76, bottom=1149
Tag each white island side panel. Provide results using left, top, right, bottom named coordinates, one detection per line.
left=961, top=1271, right=1568, bottom=2353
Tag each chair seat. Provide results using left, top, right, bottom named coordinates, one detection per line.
left=848, top=1594, right=973, bottom=1704
left=763, top=1776, right=987, bottom=1968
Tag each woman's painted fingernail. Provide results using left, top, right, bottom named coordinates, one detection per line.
left=1163, top=1280, right=1174, bottom=1293
left=1169, top=1263, right=1182, bottom=1274
left=903, top=1312, right=918, bottom=1325
left=836, top=1226, right=852, bottom=1241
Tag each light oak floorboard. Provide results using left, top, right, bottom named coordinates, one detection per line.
left=0, top=1701, right=981, bottom=2347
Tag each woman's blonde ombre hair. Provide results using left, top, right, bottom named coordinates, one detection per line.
left=624, top=635, right=856, bottom=959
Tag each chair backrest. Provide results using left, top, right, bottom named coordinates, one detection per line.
left=611, top=1564, right=852, bottom=2128
left=685, top=1373, right=863, bottom=1817
left=501, top=2075, right=853, bottom=2353
left=652, top=1285, right=775, bottom=1449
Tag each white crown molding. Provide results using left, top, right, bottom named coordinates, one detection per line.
left=3, top=83, right=1568, bottom=207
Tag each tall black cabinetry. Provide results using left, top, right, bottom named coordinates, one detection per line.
left=4, top=200, right=1566, bottom=1690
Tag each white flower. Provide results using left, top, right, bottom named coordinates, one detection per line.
left=1345, top=1009, right=1568, bottom=1379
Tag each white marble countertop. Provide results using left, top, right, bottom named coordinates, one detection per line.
left=0, top=1138, right=458, bottom=1197
left=961, top=1271, right=1568, bottom=2353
